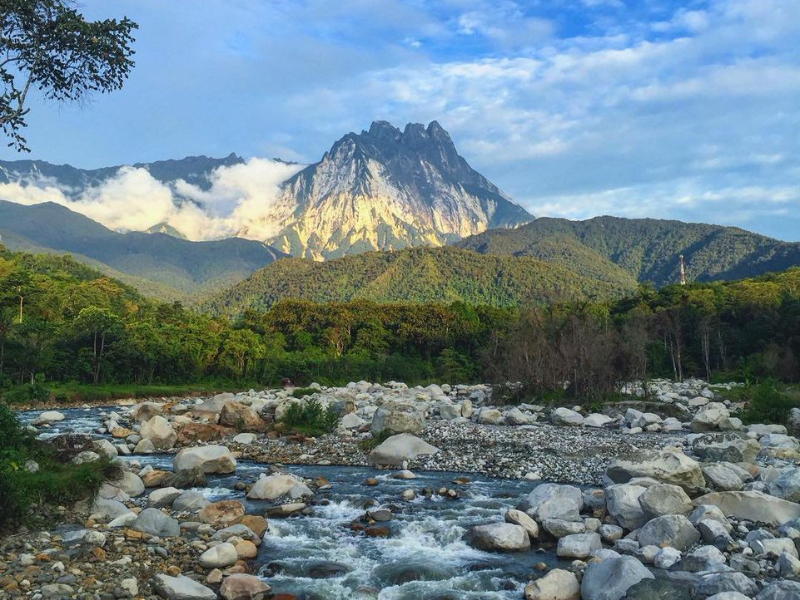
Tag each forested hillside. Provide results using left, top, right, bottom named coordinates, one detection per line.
left=0, top=245, right=798, bottom=399
left=204, top=246, right=639, bottom=316
left=457, top=216, right=800, bottom=286
left=0, top=200, right=285, bottom=301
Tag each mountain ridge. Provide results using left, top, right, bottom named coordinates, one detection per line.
left=455, top=215, right=800, bottom=287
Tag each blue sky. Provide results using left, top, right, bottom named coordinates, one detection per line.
left=2, top=0, right=799, bottom=240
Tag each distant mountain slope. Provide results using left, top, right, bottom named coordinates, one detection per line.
left=456, top=216, right=800, bottom=286
left=0, top=153, right=244, bottom=193
left=203, top=246, right=638, bottom=315
left=240, top=121, right=532, bottom=260
left=0, top=200, right=285, bottom=300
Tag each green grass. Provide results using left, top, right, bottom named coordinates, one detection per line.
left=291, top=387, right=320, bottom=399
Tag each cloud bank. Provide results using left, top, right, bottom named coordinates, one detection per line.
left=0, top=159, right=304, bottom=241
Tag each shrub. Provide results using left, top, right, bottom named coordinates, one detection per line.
left=0, top=381, right=51, bottom=404
left=741, top=383, right=800, bottom=425
left=0, top=403, right=113, bottom=528
left=291, top=387, right=319, bottom=399
left=280, top=397, right=339, bottom=437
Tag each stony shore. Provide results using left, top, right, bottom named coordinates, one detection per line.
left=3, top=378, right=800, bottom=600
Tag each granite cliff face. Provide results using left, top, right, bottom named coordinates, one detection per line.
left=243, top=121, right=532, bottom=260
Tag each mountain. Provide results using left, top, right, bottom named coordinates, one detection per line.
left=0, top=200, right=285, bottom=301
left=0, top=153, right=244, bottom=194
left=146, top=222, right=187, bottom=239
left=239, top=120, right=532, bottom=260
left=456, top=216, right=800, bottom=286
left=203, top=246, right=638, bottom=316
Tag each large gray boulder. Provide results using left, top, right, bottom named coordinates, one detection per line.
left=153, top=574, right=216, bottom=600
left=696, top=573, right=758, bottom=598
left=132, top=508, right=180, bottom=537
left=518, top=483, right=583, bottom=522
left=552, top=407, right=584, bottom=426
left=173, top=445, right=236, bottom=474
left=247, top=473, right=312, bottom=500
left=370, top=402, right=424, bottom=436
left=692, top=491, right=800, bottom=526
left=368, top=433, right=439, bottom=466
left=581, top=556, right=654, bottom=600
left=639, top=483, right=692, bottom=517
left=691, top=402, right=730, bottom=432
left=140, top=415, right=177, bottom=450
left=757, top=580, right=800, bottom=600
left=605, top=484, right=648, bottom=530
left=606, top=449, right=705, bottom=494
left=768, top=468, right=800, bottom=502
left=173, top=491, right=209, bottom=512
left=702, top=463, right=745, bottom=491
left=198, top=542, right=238, bottom=568
left=524, top=569, right=580, bottom=600
left=466, top=523, right=531, bottom=551
left=638, top=514, right=700, bottom=551
left=556, top=533, right=601, bottom=559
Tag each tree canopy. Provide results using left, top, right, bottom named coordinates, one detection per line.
left=0, top=0, right=137, bottom=151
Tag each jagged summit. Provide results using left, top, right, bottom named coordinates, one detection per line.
left=242, top=120, right=533, bottom=260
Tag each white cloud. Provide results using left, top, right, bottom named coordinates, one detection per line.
left=0, top=159, right=304, bottom=241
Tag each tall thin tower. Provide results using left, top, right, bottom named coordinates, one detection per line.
left=679, top=254, right=687, bottom=286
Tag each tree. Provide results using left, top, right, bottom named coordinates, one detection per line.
left=0, top=0, right=137, bottom=151
left=73, top=306, right=121, bottom=384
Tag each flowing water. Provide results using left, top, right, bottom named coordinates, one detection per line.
left=18, top=406, right=567, bottom=599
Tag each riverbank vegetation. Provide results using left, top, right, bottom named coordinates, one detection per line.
left=1, top=245, right=799, bottom=416
left=0, top=405, right=114, bottom=528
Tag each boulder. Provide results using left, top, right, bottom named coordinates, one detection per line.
left=691, top=402, right=730, bottom=432
left=370, top=402, right=424, bottom=436
left=164, top=466, right=207, bottom=489
left=238, top=515, right=269, bottom=538
left=132, top=508, right=180, bottom=537
left=232, top=433, right=257, bottom=444
left=198, top=543, right=238, bottom=568
left=696, top=573, right=758, bottom=598
left=518, top=483, right=583, bottom=522
left=149, top=487, right=182, bottom=508
left=140, top=415, right=177, bottom=450
left=33, top=411, right=65, bottom=425
left=153, top=574, right=216, bottom=600
left=173, top=445, right=236, bottom=474
left=92, top=439, right=118, bottom=459
left=692, top=491, right=800, bottom=526
left=556, top=533, right=601, bottom=558
left=606, top=449, right=705, bottom=494
left=581, top=556, right=654, bottom=600
left=605, top=484, right=648, bottom=530
left=176, top=422, right=234, bottom=444
left=212, top=524, right=262, bottom=545
left=702, top=464, right=745, bottom=491
left=173, top=491, right=210, bottom=512
left=693, top=433, right=761, bottom=463
left=524, top=569, right=580, bottom=600
left=584, top=414, right=614, bottom=428
left=757, top=580, right=800, bottom=600
left=368, top=433, right=439, bottom=466
left=505, top=407, right=536, bottom=425
left=198, top=500, right=245, bottom=526
left=247, top=474, right=313, bottom=501
left=131, top=402, right=163, bottom=422
left=339, top=413, right=366, bottom=429
left=637, top=515, right=700, bottom=551
left=90, top=497, right=132, bottom=520
left=552, top=407, right=584, bottom=426
left=505, top=509, right=539, bottom=540
left=768, top=468, right=800, bottom=502
left=477, top=408, right=503, bottom=425
left=134, top=438, right=157, bottom=454
left=219, top=401, right=266, bottom=432
left=639, top=484, right=692, bottom=517
left=219, top=574, right=271, bottom=600
left=466, top=523, right=531, bottom=551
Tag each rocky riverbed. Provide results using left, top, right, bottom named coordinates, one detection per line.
left=3, top=378, right=800, bottom=600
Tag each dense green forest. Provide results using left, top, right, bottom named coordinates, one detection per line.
left=204, top=246, right=639, bottom=315
left=457, top=216, right=800, bottom=287
left=0, top=244, right=798, bottom=403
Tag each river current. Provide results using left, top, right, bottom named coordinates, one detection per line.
left=18, top=406, right=565, bottom=599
